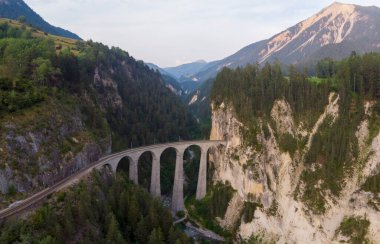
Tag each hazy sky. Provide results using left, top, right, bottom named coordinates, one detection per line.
left=24, top=0, right=380, bottom=67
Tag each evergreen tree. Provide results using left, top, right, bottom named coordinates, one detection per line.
left=168, top=226, right=179, bottom=244
left=127, top=195, right=140, bottom=228
left=106, top=214, right=125, bottom=244
left=63, top=198, right=75, bottom=235
left=134, top=217, right=148, bottom=243
left=148, top=227, right=165, bottom=244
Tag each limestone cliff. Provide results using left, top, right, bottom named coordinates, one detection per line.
left=209, top=95, right=380, bottom=243
left=0, top=94, right=112, bottom=209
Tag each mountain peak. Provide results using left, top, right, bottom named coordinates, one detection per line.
left=319, top=1, right=356, bottom=15
left=329, top=1, right=352, bottom=7
left=257, top=1, right=362, bottom=62
left=195, top=59, right=207, bottom=64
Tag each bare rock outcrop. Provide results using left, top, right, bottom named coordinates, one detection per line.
left=209, top=94, right=380, bottom=243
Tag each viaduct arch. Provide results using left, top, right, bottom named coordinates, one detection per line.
left=96, top=140, right=226, bottom=213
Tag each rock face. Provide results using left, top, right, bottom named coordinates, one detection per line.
left=209, top=95, right=380, bottom=243
left=0, top=98, right=112, bottom=205
left=0, top=67, right=132, bottom=208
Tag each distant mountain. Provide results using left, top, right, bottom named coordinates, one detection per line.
left=187, top=2, right=380, bottom=131
left=159, top=60, right=220, bottom=94
left=194, top=2, right=380, bottom=82
left=176, top=60, right=220, bottom=82
left=0, top=0, right=81, bottom=39
left=148, top=61, right=215, bottom=95
left=147, top=63, right=184, bottom=96
left=164, top=60, right=209, bottom=79
left=146, top=63, right=173, bottom=77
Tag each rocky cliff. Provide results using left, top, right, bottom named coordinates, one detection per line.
left=0, top=70, right=116, bottom=208
left=209, top=95, right=380, bottom=243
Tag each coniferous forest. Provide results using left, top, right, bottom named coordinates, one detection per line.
left=211, top=54, right=380, bottom=127
left=0, top=171, right=191, bottom=243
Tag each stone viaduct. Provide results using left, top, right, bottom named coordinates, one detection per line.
left=95, top=140, right=226, bottom=213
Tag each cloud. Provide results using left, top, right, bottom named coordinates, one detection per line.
left=24, top=0, right=380, bottom=67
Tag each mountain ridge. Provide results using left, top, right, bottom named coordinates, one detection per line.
left=0, top=0, right=81, bottom=40
left=193, top=2, right=380, bottom=82
left=149, top=60, right=221, bottom=94
left=164, top=60, right=209, bottom=79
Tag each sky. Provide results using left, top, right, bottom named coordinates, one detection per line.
left=24, top=0, right=380, bottom=67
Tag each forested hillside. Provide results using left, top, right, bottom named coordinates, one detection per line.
left=0, top=170, right=190, bottom=243
left=186, top=79, right=214, bottom=136
left=0, top=19, right=199, bottom=205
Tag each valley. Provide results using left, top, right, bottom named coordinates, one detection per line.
left=0, top=0, right=380, bottom=243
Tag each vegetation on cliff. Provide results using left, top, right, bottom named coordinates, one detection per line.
left=211, top=53, right=380, bottom=214
left=186, top=181, right=235, bottom=240
left=362, top=172, right=380, bottom=194
left=337, top=216, right=371, bottom=244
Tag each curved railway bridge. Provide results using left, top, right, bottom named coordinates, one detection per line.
left=0, top=140, right=226, bottom=220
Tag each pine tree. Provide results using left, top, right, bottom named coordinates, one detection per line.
left=40, top=235, right=58, bottom=244
left=147, top=204, right=159, bottom=232
left=168, top=226, right=179, bottom=244
left=63, top=198, right=75, bottom=235
left=160, top=209, right=173, bottom=237
left=106, top=214, right=125, bottom=244
left=127, top=195, right=140, bottom=228
left=134, top=217, right=148, bottom=244
left=148, top=227, right=165, bottom=244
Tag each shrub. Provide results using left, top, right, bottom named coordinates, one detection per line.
left=176, top=211, right=185, bottom=218
left=337, top=216, right=370, bottom=244
left=278, top=132, right=297, bottom=156
left=361, top=172, right=380, bottom=194
left=7, top=184, right=17, bottom=196
left=242, top=202, right=262, bottom=223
